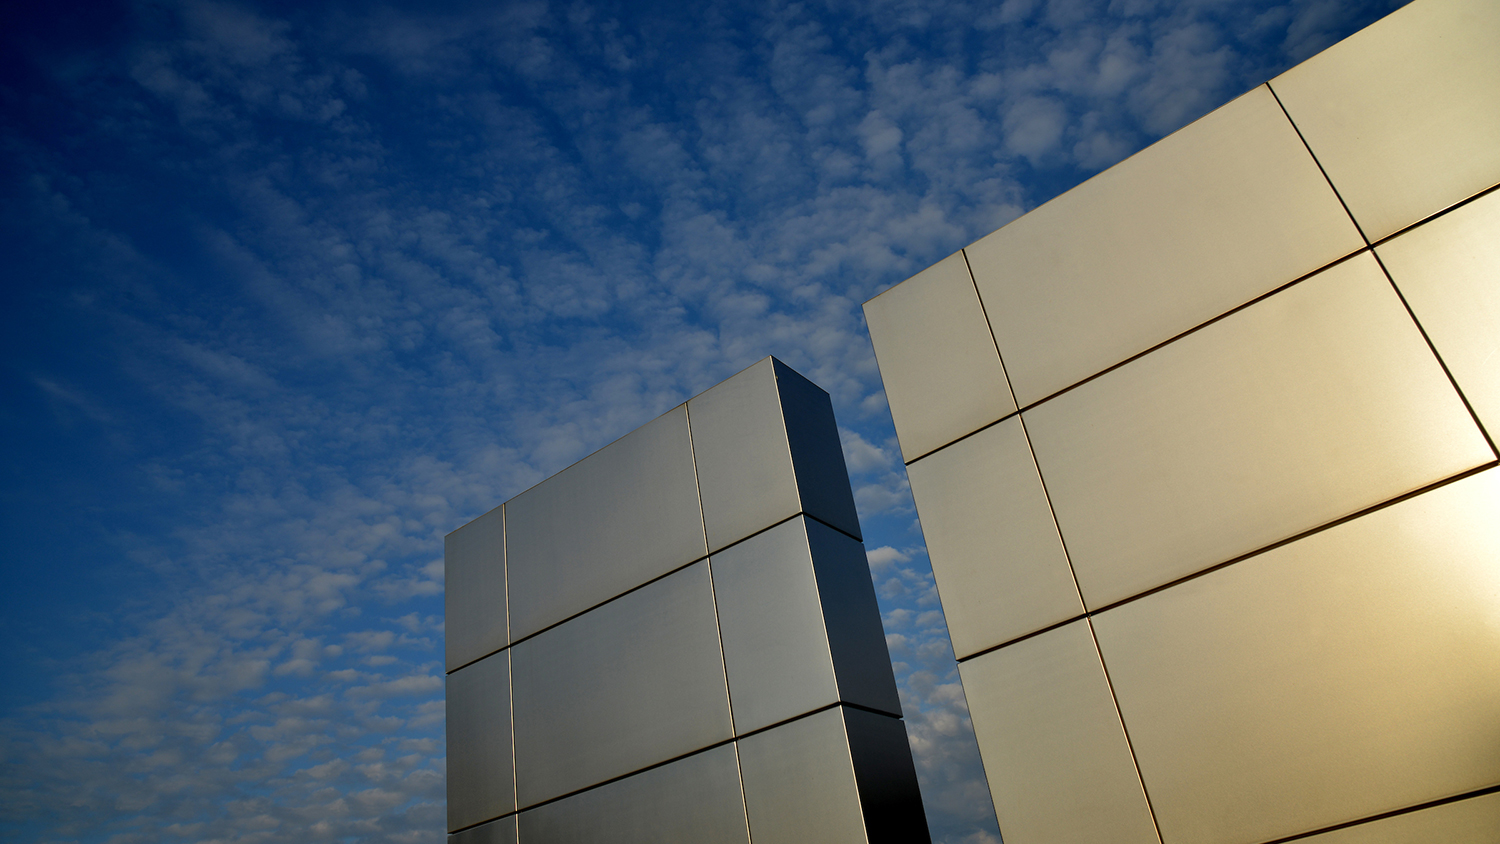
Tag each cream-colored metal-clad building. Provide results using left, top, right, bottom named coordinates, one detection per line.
left=863, top=0, right=1500, bottom=842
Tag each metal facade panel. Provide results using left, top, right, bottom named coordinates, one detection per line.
left=445, top=504, right=507, bottom=672
left=1376, top=188, right=1500, bottom=441
left=510, top=561, right=733, bottom=808
left=1289, top=793, right=1500, bottom=844
left=774, top=359, right=862, bottom=541
left=965, top=86, right=1364, bottom=407
left=842, top=708, right=931, bottom=844
left=687, top=358, right=803, bottom=553
left=446, top=651, right=514, bottom=831
left=863, top=251, right=1016, bottom=461
left=712, top=518, right=841, bottom=734
left=906, top=416, right=1081, bottom=657
left=517, top=745, right=751, bottom=844
left=1093, top=469, right=1500, bottom=844
left=1271, top=0, right=1500, bottom=241
left=959, top=621, right=1158, bottom=844
left=805, top=519, right=901, bottom=718
left=505, top=406, right=707, bottom=640
left=738, top=708, right=870, bottom=844
left=449, top=815, right=517, bottom=844
left=1025, top=253, right=1492, bottom=609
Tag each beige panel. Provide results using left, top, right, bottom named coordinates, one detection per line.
left=863, top=251, right=1016, bottom=461
left=1376, top=188, right=1500, bottom=441
left=1271, top=0, right=1500, bottom=241
left=445, top=504, right=508, bottom=672
left=1295, top=793, right=1500, bottom=844
left=905, top=417, right=1082, bottom=657
left=1093, top=469, right=1500, bottom=844
left=738, top=708, right=869, bottom=844
left=966, top=85, right=1364, bottom=406
left=959, top=621, right=1159, bottom=844
left=1026, top=253, right=1492, bottom=609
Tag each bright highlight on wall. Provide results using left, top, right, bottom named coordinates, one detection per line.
left=863, top=0, right=1500, bottom=841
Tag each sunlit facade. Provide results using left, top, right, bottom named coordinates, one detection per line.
left=863, top=0, right=1500, bottom=841
left=444, top=358, right=928, bottom=843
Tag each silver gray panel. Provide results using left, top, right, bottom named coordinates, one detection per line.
left=774, top=359, right=862, bottom=542
left=713, top=518, right=897, bottom=734
left=712, top=518, right=840, bottom=734
left=517, top=744, right=750, bottom=844
left=1093, top=468, right=1500, bottom=844
left=958, top=621, right=1158, bottom=844
left=738, top=708, right=870, bottom=844
left=1376, top=187, right=1500, bottom=440
left=805, top=519, right=900, bottom=717
left=447, top=651, right=514, bottom=832
left=1271, top=0, right=1500, bottom=241
left=450, top=814, right=517, bottom=844
left=965, top=85, right=1364, bottom=407
left=446, top=505, right=508, bottom=672
left=842, top=708, right=930, bottom=844
left=906, top=416, right=1082, bottom=658
left=505, top=406, right=707, bottom=640
left=1025, top=253, right=1493, bottom=609
left=863, top=251, right=1016, bottom=462
left=510, top=561, right=733, bottom=808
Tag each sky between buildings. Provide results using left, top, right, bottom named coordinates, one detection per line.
left=0, top=0, right=1406, bottom=841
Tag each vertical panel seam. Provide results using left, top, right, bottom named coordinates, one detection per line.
left=960, top=247, right=1021, bottom=411
left=1266, top=81, right=1372, bottom=247
left=1085, top=616, right=1166, bottom=844
left=1014, top=413, right=1089, bottom=614
left=502, top=505, right=518, bottom=816
left=684, top=402, right=740, bottom=740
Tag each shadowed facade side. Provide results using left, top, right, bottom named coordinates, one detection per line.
left=444, top=357, right=930, bottom=844
left=864, top=0, right=1500, bottom=842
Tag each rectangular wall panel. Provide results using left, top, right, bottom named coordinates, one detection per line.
left=1271, top=0, right=1500, bottom=241
left=905, top=416, right=1080, bottom=657
left=446, top=651, right=514, bottom=832
left=1376, top=187, right=1500, bottom=440
left=1093, top=468, right=1500, bottom=844
left=505, top=407, right=707, bottom=640
left=445, top=505, right=507, bottom=672
left=517, top=745, right=750, bottom=844
left=958, top=621, right=1158, bottom=844
left=510, top=562, right=732, bottom=808
left=1025, top=253, right=1491, bottom=609
left=964, top=85, right=1364, bottom=407
left=862, top=251, right=1016, bottom=461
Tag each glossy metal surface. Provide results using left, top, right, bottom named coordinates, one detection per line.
left=1292, top=793, right=1500, bottom=844
left=517, top=744, right=750, bottom=844
left=805, top=519, right=901, bottom=718
left=1271, top=0, right=1500, bottom=241
left=688, top=358, right=861, bottom=553
left=1377, top=188, right=1500, bottom=439
left=964, top=86, right=1364, bottom=407
left=714, top=517, right=899, bottom=733
left=1025, top=253, right=1492, bottom=609
left=449, top=814, right=517, bottom=844
left=958, top=621, right=1158, bottom=844
left=842, top=707, right=930, bottom=844
left=712, top=518, right=838, bottom=733
left=1093, top=468, right=1500, bottom=844
left=505, top=407, right=707, bottom=640
left=445, top=505, right=507, bottom=672
left=906, top=417, right=1081, bottom=657
left=737, top=708, right=868, bottom=844
left=510, top=561, right=732, bottom=808
left=863, top=251, right=1016, bottom=461
left=774, top=359, right=862, bottom=541
left=446, top=651, right=514, bottom=831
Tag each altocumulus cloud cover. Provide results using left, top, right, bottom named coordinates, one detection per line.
left=0, top=0, right=1404, bottom=841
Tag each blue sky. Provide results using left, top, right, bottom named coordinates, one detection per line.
left=0, top=0, right=1405, bottom=841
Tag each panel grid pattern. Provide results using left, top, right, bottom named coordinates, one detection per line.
left=445, top=357, right=928, bottom=843
left=864, top=1, right=1500, bottom=843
